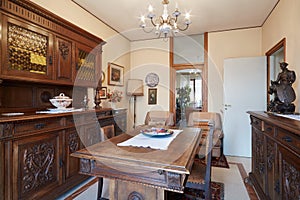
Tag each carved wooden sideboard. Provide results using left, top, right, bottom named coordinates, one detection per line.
left=0, top=108, right=126, bottom=200
left=248, top=111, right=300, bottom=200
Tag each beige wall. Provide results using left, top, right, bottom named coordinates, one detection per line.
left=130, top=39, right=169, bottom=128
left=262, top=0, right=300, bottom=112
left=208, top=28, right=263, bottom=113
left=30, top=0, right=131, bottom=109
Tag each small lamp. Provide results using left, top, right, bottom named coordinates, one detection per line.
left=127, top=79, right=144, bottom=128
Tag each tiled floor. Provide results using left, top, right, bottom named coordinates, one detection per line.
left=58, top=156, right=257, bottom=200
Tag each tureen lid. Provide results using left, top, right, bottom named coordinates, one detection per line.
left=53, top=93, right=70, bottom=99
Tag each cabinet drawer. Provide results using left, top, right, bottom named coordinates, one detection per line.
left=14, top=118, right=63, bottom=135
left=277, top=128, right=300, bottom=154
left=263, top=123, right=275, bottom=137
left=65, top=117, right=75, bottom=127
left=251, top=116, right=262, bottom=131
left=97, top=110, right=112, bottom=118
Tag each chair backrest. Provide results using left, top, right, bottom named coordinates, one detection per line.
left=100, top=124, right=115, bottom=141
left=144, top=111, right=174, bottom=126
left=187, top=112, right=222, bottom=130
left=185, top=122, right=214, bottom=200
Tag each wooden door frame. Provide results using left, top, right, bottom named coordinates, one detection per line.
left=265, top=38, right=286, bottom=104
left=169, top=33, right=208, bottom=122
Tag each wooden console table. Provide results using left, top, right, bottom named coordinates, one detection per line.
left=71, top=127, right=202, bottom=200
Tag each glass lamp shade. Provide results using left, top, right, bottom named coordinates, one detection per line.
left=127, top=79, right=144, bottom=96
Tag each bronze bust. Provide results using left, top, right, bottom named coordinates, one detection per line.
left=268, top=62, right=296, bottom=113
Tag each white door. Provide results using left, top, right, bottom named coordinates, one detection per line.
left=223, top=57, right=266, bottom=157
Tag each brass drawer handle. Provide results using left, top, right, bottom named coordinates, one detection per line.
left=35, top=123, right=46, bottom=129
left=282, top=136, right=292, bottom=143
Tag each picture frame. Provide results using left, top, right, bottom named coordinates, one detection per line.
left=98, top=87, right=107, bottom=99
left=108, top=62, right=124, bottom=86
left=148, top=88, right=157, bottom=105
left=101, top=71, right=105, bottom=83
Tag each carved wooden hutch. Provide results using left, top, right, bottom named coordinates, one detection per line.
left=248, top=111, right=300, bottom=200
left=0, top=0, right=128, bottom=199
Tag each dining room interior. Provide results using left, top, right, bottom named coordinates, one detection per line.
left=0, top=0, right=299, bottom=199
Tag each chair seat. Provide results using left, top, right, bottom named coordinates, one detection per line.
left=186, top=159, right=207, bottom=186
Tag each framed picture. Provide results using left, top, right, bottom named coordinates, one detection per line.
left=148, top=88, right=157, bottom=105
left=108, top=62, right=124, bottom=86
left=101, top=71, right=105, bottom=83
left=98, top=87, right=107, bottom=99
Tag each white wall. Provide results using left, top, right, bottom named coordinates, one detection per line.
left=208, top=28, right=263, bottom=113
left=30, top=0, right=131, bottom=109
left=262, top=0, right=300, bottom=112
left=129, top=39, right=169, bottom=128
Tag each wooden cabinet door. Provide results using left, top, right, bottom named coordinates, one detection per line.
left=278, top=146, right=300, bottom=200
left=74, top=42, right=101, bottom=87
left=80, top=123, right=102, bottom=147
left=54, top=36, right=74, bottom=83
left=12, top=132, right=61, bottom=200
left=1, top=15, right=54, bottom=81
left=252, top=127, right=266, bottom=192
left=64, top=128, right=84, bottom=182
left=265, top=136, right=279, bottom=200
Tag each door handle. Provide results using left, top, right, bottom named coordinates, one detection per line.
left=224, top=104, right=232, bottom=107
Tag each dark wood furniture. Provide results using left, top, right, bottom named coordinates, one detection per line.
left=0, top=108, right=127, bottom=200
left=0, top=0, right=105, bottom=113
left=248, top=111, right=300, bottom=200
left=185, top=121, right=213, bottom=200
left=71, top=127, right=202, bottom=200
left=0, top=0, right=105, bottom=87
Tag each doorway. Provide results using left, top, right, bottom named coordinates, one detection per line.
left=169, top=33, right=208, bottom=124
left=175, top=69, right=203, bottom=125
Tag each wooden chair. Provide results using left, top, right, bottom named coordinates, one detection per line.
left=97, top=124, right=115, bottom=199
left=188, top=112, right=223, bottom=158
left=144, top=110, right=175, bottom=126
left=185, top=121, right=214, bottom=200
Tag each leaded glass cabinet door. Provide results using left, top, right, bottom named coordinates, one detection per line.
left=74, top=42, right=101, bottom=87
left=2, top=15, right=54, bottom=80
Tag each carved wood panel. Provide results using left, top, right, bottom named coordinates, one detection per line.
left=279, top=147, right=300, bottom=200
left=112, top=179, right=163, bottom=200
left=266, top=136, right=277, bottom=199
left=0, top=123, right=13, bottom=138
left=253, top=128, right=265, bottom=191
left=65, top=128, right=82, bottom=181
left=55, top=36, right=73, bottom=82
left=13, top=132, right=61, bottom=199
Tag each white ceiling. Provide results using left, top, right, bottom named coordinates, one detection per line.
left=72, top=0, right=279, bottom=41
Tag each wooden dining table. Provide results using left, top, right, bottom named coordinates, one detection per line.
left=71, top=126, right=202, bottom=200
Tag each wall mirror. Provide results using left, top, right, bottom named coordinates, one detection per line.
left=265, top=38, right=286, bottom=105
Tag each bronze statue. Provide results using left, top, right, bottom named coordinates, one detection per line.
left=268, top=62, right=296, bottom=113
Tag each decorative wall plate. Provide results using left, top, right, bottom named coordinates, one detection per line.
left=145, top=73, right=159, bottom=87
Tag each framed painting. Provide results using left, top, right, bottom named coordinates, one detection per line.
left=108, top=63, right=124, bottom=86
left=98, top=87, right=107, bottom=99
left=148, top=88, right=157, bottom=105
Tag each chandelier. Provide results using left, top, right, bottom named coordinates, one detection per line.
left=140, top=0, right=191, bottom=38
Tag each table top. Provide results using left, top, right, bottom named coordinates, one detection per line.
left=71, top=127, right=202, bottom=192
